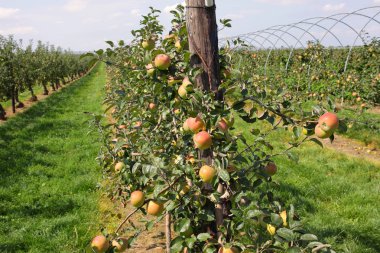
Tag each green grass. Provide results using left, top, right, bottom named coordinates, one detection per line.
left=235, top=117, right=380, bottom=253
left=337, top=108, right=380, bottom=148
left=0, top=63, right=105, bottom=252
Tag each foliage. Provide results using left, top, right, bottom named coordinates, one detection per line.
left=87, top=6, right=346, bottom=253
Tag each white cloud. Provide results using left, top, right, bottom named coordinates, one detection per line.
left=0, top=7, right=20, bottom=19
left=323, top=3, right=346, bottom=12
left=0, top=26, right=35, bottom=35
left=164, top=2, right=186, bottom=13
left=373, top=0, right=380, bottom=3
left=64, top=0, right=89, bottom=12
left=130, top=9, right=141, bottom=17
left=256, top=0, right=305, bottom=5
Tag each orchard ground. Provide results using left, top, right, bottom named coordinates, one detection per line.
left=0, top=63, right=379, bottom=252
left=0, top=63, right=105, bottom=252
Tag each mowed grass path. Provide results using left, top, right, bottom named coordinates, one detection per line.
left=235, top=119, right=380, bottom=253
left=0, top=63, right=105, bottom=252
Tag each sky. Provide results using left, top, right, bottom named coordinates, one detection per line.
left=0, top=0, right=379, bottom=51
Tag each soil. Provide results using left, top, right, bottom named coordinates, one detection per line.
left=321, top=134, right=379, bottom=165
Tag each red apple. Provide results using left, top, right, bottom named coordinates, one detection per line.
left=91, top=235, right=109, bottom=253
left=193, top=131, right=212, bottom=150
left=186, top=116, right=205, bottom=133
left=318, top=112, right=339, bottom=132
left=264, top=162, right=277, bottom=176
left=154, top=54, right=171, bottom=70
left=148, top=103, right=156, bottom=111
left=217, top=119, right=229, bottom=133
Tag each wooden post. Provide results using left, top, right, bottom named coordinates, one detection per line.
left=186, top=0, right=224, bottom=243
left=186, top=0, right=221, bottom=98
left=165, top=213, right=171, bottom=253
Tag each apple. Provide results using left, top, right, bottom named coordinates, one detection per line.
left=111, top=238, right=128, bottom=252
left=142, top=39, right=155, bottom=50
left=193, top=131, right=212, bottom=150
left=199, top=165, right=216, bottom=183
left=148, top=103, right=156, bottom=111
left=175, top=40, right=182, bottom=51
left=118, top=125, right=126, bottom=130
left=219, top=247, right=240, bottom=253
left=167, top=76, right=181, bottom=86
left=146, top=64, right=155, bottom=76
left=178, top=85, right=188, bottom=98
left=182, top=76, right=192, bottom=86
left=183, top=120, right=190, bottom=132
left=217, top=119, right=229, bottom=133
left=154, top=54, right=171, bottom=70
left=186, top=116, right=205, bottom=133
left=147, top=200, right=164, bottom=216
left=115, top=162, right=125, bottom=172
left=180, top=184, right=191, bottom=195
left=318, top=112, right=339, bottom=132
left=361, top=103, right=366, bottom=108
left=164, top=33, right=176, bottom=41
left=221, top=115, right=234, bottom=128
left=91, top=235, right=109, bottom=253
left=264, top=162, right=277, bottom=176
left=130, top=190, right=145, bottom=208
left=352, top=92, right=358, bottom=97
left=134, top=121, right=142, bottom=129
left=356, top=97, right=362, bottom=102
left=314, top=124, right=332, bottom=139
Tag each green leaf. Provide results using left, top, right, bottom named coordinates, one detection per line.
left=197, top=233, right=211, bottom=242
left=247, top=209, right=263, bottom=218
left=271, top=213, right=283, bottom=226
left=218, top=167, right=230, bottom=182
left=105, top=40, right=114, bottom=47
left=286, top=151, right=299, bottom=163
left=300, top=234, right=318, bottom=241
left=309, top=138, right=323, bottom=148
left=286, top=247, right=302, bottom=253
left=170, top=236, right=184, bottom=253
left=276, top=228, right=295, bottom=241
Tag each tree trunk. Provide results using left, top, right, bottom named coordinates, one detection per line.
left=42, top=83, right=49, bottom=95
left=11, top=87, right=16, bottom=113
left=0, top=103, right=6, bottom=120
left=186, top=0, right=224, bottom=243
left=50, top=83, right=56, bottom=91
left=28, top=84, right=38, bottom=102
left=15, top=88, right=24, bottom=108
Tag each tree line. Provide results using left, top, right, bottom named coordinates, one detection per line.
left=0, top=35, right=93, bottom=119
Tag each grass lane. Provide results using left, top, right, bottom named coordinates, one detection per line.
left=0, top=63, right=105, bottom=252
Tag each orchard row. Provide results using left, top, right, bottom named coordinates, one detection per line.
left=0, top=35, right=94, bottom=118
left=89, top=6, right=342, bottom=253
